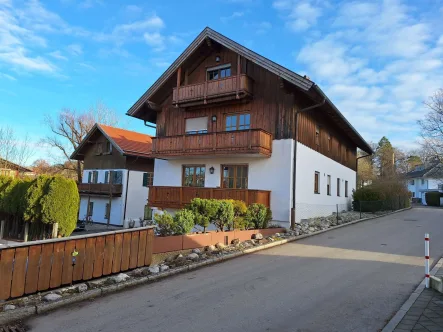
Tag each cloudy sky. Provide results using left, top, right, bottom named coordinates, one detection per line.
left=1, top=0, right=442, bottom=162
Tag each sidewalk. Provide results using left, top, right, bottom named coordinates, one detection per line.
left=393, top=267, right=443, bottom=332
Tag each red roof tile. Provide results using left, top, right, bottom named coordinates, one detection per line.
left=99, top=124, right=152, bottom=157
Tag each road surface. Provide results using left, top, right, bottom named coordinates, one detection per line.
left=27, top=207, right=443, bottom=332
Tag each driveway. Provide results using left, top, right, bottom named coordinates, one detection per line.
left=27, top=207, right=443, bottom=332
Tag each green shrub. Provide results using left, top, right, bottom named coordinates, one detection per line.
left=246, top=203, right=271, bottom=229
left=173, top=209, right=195, bottom=234
left=154, top=212, right=175, bottom=236
left=188, top=198, right=219, bottom=232
left=23, top=175, right=51, bottom=223
left=226, top=200, right=248, bottom=230
left=213, top=200, right=234, bottom=231
left=425, top=192, right=441, bottom=207
left=232, top=216, right=254, bottom=230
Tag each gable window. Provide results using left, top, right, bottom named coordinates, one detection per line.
left=95, top=143, right=103, bottom=155
left=105, top=141, right=112, bottom=154
left=225, top=113, right=250, bottom=131
left=345, top=180, right=348, bottom=197
left=143, top=172, right=154, bottom=187
left=314, top=171, right=320, bottom=194
left=207, top=64, right=231, bottom=81
left=222, top=165, right=248, bottom=189
left=337, top=178, right=341, bottom=196
left=327, top=175, right=331, bottom=196
left=183, top=165, right=205, bottom=187
left=328, top=133, right=332, bottom=151
left=315, top=125, right=320, bottom=146
left=185, top=117, right=208, bottom=135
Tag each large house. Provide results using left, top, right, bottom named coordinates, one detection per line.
left=126, top=27, right=372, bottom=227
left=406, top=162, right=443, bottom=204
left=0, top=158, right=33, bottom=178
left=71, top=124, right=154, bottom=226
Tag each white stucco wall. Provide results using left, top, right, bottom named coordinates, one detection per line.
left=79, top=196, right=123, bottom=226
left=407, top=178, right=429, bottom=199
left=153, top=139, right=294, bottom=223
left=124, top=170, right=149, bottom=221
left=295, top=142, right=356, bottom=221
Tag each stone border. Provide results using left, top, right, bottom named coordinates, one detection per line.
left=381, top=257, right=443, bottom=332
left=0, top=207, right=412, bottom=326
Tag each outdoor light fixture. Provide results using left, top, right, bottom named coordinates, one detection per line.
left=209, top=167, right=215, bottom=174
left=215, top=56, right=220, bottom=62
left=212, top=115, right=217, bottom=122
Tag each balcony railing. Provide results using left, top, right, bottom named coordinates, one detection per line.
left=77, top=183, right=123, bottom=196
left=148, top=186, right=271, bottom=209
left=172, top=74, right=253, bottom=106
left=151, top=129, right=272, bottom=158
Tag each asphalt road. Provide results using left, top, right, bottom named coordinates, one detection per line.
left=27, top=207, right=443, bottom=332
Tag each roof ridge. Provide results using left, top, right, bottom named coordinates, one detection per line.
left=98, top=123, right=153, bottom=138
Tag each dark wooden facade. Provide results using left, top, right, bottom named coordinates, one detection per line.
left=151, top=44, right=358, bottom=170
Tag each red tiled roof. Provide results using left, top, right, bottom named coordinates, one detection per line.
left=99, top=124, right=153, bottom=157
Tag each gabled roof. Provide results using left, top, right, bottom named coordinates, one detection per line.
left=70, top=124, right=153, bottom=160
left=0, top=158, right=32, bottom=173
left=405, top=162, right=443, bottom=179
left=126, top=27, right=373, bottom=154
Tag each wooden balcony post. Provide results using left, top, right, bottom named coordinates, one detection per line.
left=236, top=54, right=241, bottom=99
left=176, top=66, right=181, bottom=105
left=204, top=78, right=208, bottom=104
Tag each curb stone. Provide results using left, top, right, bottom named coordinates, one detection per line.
left=381, top=257, right=443, bottom=332
left=0, top=207, right=411, bottom=326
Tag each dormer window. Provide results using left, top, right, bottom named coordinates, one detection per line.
left=207, top=64, right=231, bottom=81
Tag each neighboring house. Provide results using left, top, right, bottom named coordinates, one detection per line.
left=0, top=158, right=33, bottom=178
left=71, top=124, right=154, bottom=226
left=125, top=27, right=373, bottom=227
left=406, top=163, right=443, bottom=205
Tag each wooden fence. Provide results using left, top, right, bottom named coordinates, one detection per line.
left=0, top=226, right=154, bottom=301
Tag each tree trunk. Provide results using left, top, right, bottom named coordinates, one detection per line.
left=77, top=160, right=82, bottom=183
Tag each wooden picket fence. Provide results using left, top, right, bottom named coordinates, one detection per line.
left=0, top=226, right=154, bottom=301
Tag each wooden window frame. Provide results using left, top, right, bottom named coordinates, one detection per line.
left=314, top=171, right=320, bottom=194
left=207, top=63, right=232, bottom=81
left=225, top=112, right=251, bottom=131
left=143, top=172, right=154, bottom=187
left=327, top=175, right=331, bottom=196
left=182, top=165, right=206, bottom=187
left=337, top=178, right=341, bottom=197
left=345, top=180, right=348, bottom=197
left=221, top=164, right=249, bottom=189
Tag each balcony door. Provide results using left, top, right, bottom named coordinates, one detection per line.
left=182, top=165, right=205, bottom=187
left=221, top=165, right=248, bottom=189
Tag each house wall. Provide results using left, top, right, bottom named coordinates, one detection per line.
left=407, top=178, right=428, bottom=199
left=153, top=139, right=294, bottom=223
left=124, top=170, right=150, bottom=221
left=79, top=196, right=123, bottom=226
left=82, top=132, right=127, bottom=170
left=295, top=142, right=356, bottom=221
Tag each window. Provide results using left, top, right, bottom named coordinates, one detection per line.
left=105, top=141, right=112, bottom=154
left=104, top=171, right=109, bottom=184
left=95, top=143, right=103, bottom=155
left=88, top=171, right=98, bottom=184
left=438, top=184, right=443, bottom=190
left=315, top=125, right=320, bottom=146
left=328, top=133, right=332, bottom=151
left=225, top=113, right=250, bottom=131
left=411, top=192, right=415, bottom=197
left=410, top=180, right=415, bottom=185
left=345, top=181, right=348, bottom=197
left=327, top=175, right=331, bottom=196
left=207, top=65, right=231, bottom=81
left=314, top=171, right=320, bottom=194
left=143, top=172, right=154, bottom=187
left=185, top=117, right=208, bottom=135
left=144, top=205, right=153, bottom=220
left=421, top=179, right=425, bottom=185
left=87, top=202, right=94, bottom=217
left=183, top=165, right=205, bottom=187
left=105, top=203, right=110, bottom=220
left=222, top=165, right=248, bottom=189
left=337, top=178, right=341, bottom=196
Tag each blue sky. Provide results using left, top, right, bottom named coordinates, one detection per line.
left=1, top=0, right=443, bottom=164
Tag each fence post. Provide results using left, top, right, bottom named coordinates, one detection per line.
left=52, top=223, right=59, bottom=238
left=0, top=220, right=4, bottom=239
left=23, top=222, right=29, bottom=242
left=425, top=233, right=430, bottom=288
left=336, top=204, right=339, bottom=224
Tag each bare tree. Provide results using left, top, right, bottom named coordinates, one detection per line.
left=0, top=126, right=34, bottom=169
left=42, top=101, right=119, bottom=182
left=418, top=89, right=443, bottom=161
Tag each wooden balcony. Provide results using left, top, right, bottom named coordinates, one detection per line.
left=172, top=74, right=253, bottom=107
left=151, top=129, right=272, bottom=159
left=77, top=183, right=123, bottom=196
left=148, top=186, right=271, bottom=209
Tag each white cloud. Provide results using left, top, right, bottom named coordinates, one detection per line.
left=67, top=44, right=83, bottom=56
left=79, top=0, right=104, bottom=9
left=144, top=32, right=165, bottom=51
left=49, top=50, right=68, bottom=60
left=79, top=62, right=96, bottom=71
left=273, top=0, right=322, bottom=32
left=221, top=11, right=244, bottom=23
left=113, top=15, right=164, bottom=34
left=0, top=47, right=55, bottom=72
left=125, top=4, right=142, bottom=15
left=0, top=72, right=16, bottom=80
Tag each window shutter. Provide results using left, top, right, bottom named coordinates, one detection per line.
left=87, top=172, right=92, bottom=183
left=185, top=117, right=208, bottom=133
left=142, top=173, right=148, bottom=187
left=104, top=171, right=109, bottom=184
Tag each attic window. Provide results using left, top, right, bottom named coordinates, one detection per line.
left=105, top=141, right=112, bottom=154
left=207, top=64, right=231, bottom=81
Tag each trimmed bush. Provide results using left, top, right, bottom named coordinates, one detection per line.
left=173, top=209, right=195, bottom=234
left=246, top=203, right=271, bottom=229
left=154, top=212, right=176, bottom=236
left=188, top=198, right=219, bottom=232
left=425, top=192, right=441, bottom=207
left=213, top=200, right=234, bottom=231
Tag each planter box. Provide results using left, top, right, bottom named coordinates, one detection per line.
left=183, top=233, right=212, bottom=250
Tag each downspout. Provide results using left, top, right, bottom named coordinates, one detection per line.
left=123, top=169, right=130, bottom=223
left=291, top=98, right=326, bottom=230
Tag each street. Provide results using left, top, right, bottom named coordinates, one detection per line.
left=27, top=207, right=443, bottom=332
